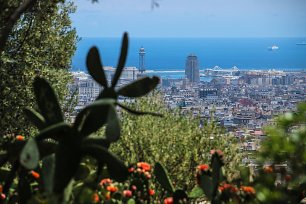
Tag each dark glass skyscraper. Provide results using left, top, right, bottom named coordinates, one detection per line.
left=185, top=54, right=200, bottom=83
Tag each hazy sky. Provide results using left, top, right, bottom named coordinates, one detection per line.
left=71, top=0, right=306, bottom=38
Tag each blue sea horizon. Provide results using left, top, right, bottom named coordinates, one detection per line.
left=72, top=37, right=306, bottom=78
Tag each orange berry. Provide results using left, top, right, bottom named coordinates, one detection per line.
left=16, top=135, right=25, bottom=141
left=164, top=197, right=173, bottom=204
left=131, top=185, right=137, bottom=191
left=123, top=190, right=132, bottom=197
left=31, top=170, right=40, bottom=179
left=148, top=189, right=155, bottom=196
left=241, top=186, right=256, bottom=194
left=100, top=178, right=112, bottom=186
left=106, top=185, right=118, bottom=193
left=128, top=167, right=135, bottom=173
left=197, top=164, right=209, bottom=171
left=92, top=193, right=100, bottom=203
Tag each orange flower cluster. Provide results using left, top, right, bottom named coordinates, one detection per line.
left=241, top=186, right=256, bottom=194
left=106, top=185, right=118, bottom=193
left=218, top=183, right=238, bottom=193
left=137, top=162, right=151, bottom=171
left=164, top=197, right=173, bottom=204
left=197, top=164, right=210, bottom=171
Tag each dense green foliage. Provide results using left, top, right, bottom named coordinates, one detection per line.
left=253, top=103, right=306, bottom=203
left=111, top=96, right=241, bottom=191
left=0, top=1, right=77, bottom=136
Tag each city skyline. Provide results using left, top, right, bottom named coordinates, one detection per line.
left=71, top=0, right=306, bottom=38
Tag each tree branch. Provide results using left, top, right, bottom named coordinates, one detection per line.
left=0, top=0, right=37, bottom=53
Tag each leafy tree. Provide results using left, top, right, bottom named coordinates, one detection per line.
left=253, top=102, right=306, bottom=203
left=0, top=0, right=77, bottom=137
left=110, top=95, right=241, bottom=191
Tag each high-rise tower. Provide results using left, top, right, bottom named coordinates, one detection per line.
left=185, top=54, right=200, bottom=83
left=139, top=47, right=146, bottom=73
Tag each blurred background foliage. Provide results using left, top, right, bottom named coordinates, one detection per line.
left=110, top=94, right=242, bottom=191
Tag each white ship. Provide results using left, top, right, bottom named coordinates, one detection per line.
left=268, top=45, right=279, bottom=50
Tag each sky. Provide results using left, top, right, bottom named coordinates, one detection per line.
left=71, top=0, right=306, bottom=38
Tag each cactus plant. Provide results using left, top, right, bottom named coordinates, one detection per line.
left=0, top=32, right=161, bottom=203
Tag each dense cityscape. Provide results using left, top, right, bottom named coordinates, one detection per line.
left=69, top=47, right=306, bottom=167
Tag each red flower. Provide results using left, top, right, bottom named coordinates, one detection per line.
left=100, top=178, right=112, bottom=186
left=92, top=193, right=100, bottom=203
left=123, top=190, right=132, bottom=197
left=106, top=185, right=118, bottom=193
left=30, top=170, right=40, bottom=179
left=148, top=189, right=155, bottom=196
left=241, top=186, right=256, bottom=194
left=16, top=135, right=25, bottom=141
left=137, top=162, right=151, bottom=171
left=197, top=164, right=209, bottom=171
left=164, top=197, right=173, bottom=204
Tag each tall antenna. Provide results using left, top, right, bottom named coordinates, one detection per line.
left=139, top=47, right=146, bottom=73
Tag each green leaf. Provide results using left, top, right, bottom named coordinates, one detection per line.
left=86, top=46, right=108, bottom=87
left=81, top=145, right=128, bottom=182
left=20, top=139, right=40, bottom=170
left=42, top=154, right=55, bottom=194
left=127, top=198, right=136, bottom=204
left=211, top=154, right=224, bottom=192
left=74, top=163, right=91, bottom=181
left=154, top=162, right=175, bottom=193
left=189, top=186, right=204, bottom=199
left=199, top=174, right=213, bottom=200
left=35, top=122, right=70, bottom=141
left=118, top=76, right=160, bottom=97
left=54, top=141, right=81, bottom=193
left=74, top=99, right=115, bottom=136
left=82, top=138, right=110, bottom=149
left=33, top=77, right=63, bottom=125
left=117, top=102, right=163, bottom=117
left=24, top=107, right=46, bottom=130
left=105, top=105, right=121, bottom=142
left=111, top=32, right=128, bottom=88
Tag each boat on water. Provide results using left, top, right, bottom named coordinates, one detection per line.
left=268, top=45, right=279, bottom=50
left=296, top=41, right=306, bottom=45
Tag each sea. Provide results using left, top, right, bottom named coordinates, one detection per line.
left=71, top=37, right=306, bottom=79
